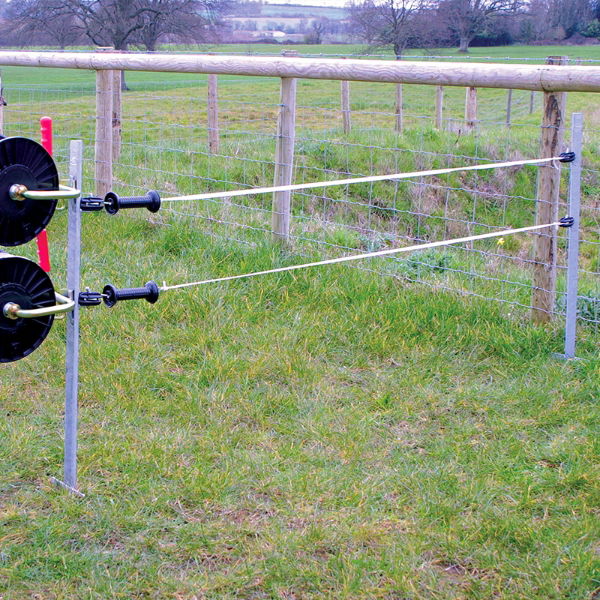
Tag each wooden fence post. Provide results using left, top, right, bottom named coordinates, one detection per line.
left=208, top=74, right=219, bottom=154
left=341, top=79, right=351, bottom=134
left=532, top=56, right=567, bottom=323
left=465, top=86, right=477, bottom=132
left=529, top=91, right=535, bottom=114
left=95, top=68, right=113, bottom=197
left=272, top=77, right=297, bottom=241
left=435, top=85, right=443, bottom=130
left=395, top=84, right=403, bottom=133
left=112, top=68, right=122, bottom=162
left=506, top=88, right=512, bottom=128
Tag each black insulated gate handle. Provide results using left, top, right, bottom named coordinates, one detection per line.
left=104, top=190, right=161, bottom=214
left=102, top=281, right=160, bottom=307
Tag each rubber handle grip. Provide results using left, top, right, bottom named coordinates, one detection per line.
left=105, top=190, right=161, bottom=214
left=102, top=281, right=160, bottom=308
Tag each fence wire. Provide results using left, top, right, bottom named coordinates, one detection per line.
left=2, top=64, right=598, bottom=337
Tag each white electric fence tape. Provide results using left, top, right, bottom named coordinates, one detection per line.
left=161, top=221, right=562, bottom=292
left=161, top=156, right=563, bottom=204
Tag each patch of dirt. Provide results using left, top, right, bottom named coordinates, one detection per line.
left=425, top=554, right=497, bottom=587
left=169, top=498, right=275, bottom=529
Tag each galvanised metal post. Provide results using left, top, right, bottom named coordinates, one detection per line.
left=51, top=140, right=84, bottom=497
left=563, top=113, right=583, bottom=359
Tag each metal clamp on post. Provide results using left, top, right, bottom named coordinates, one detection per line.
left=559, top=152, right=576, bottom=163
left=104, top=190, right=161, bottom=215
left=80, top=197, right=105, bottom=212
left=3, top=291, right=75, bottom=320
left=78, top=288, right=104, bottom=306
left=102, top=281, right=160, bottom=307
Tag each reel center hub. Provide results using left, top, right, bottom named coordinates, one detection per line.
left=0, top=165, right=37, bottom=212
left=0, top=282, right=32, bottom=327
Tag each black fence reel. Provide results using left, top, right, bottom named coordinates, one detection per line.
left=0, top=252, right=57, bottom=362
left=0, top=136, right=60, bottom=246
left=0, top=137, right=79, bottom=362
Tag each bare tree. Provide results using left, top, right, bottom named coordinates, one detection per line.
left=517, top=0, right=551, bottom=43
left=437, top=0, right=523, bottom=53
left=304, top=18, right=329, bottom=44
left=548, top=0, right=593, bottom=38
left=5, top=0, right=82, bottom=49
left=11, top=0, right=230, bottom=52
left=348, top=0, right=427, bottom=59
left=136, top=0, right=231, bottom=51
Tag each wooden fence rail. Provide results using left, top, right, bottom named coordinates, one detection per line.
left=0, top=51, right=598, bottom=90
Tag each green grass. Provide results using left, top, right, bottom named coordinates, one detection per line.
left=0, top=44, right=599, bottom=599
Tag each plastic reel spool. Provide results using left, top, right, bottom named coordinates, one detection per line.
left=0, top=137, right=59, bottom=247
left=0, top=253, right=56, bottom=363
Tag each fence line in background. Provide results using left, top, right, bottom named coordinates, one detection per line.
left=90, top=51, right=570, bottom=319
left=1, top=50, right=596, bottom=332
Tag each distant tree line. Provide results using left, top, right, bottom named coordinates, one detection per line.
left=348, top=0, right=600, bottom=56
left=0, top=0, right=597, bottom=53
left=0, top=0, right=231, bottom=51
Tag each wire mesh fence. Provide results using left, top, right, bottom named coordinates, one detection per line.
left=1, top=56, right=598, bottom=344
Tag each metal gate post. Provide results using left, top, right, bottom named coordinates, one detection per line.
left=51, top=140, right=84, bottom=496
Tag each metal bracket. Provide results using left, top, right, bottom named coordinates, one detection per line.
left=9, top=184, right=81, bottom=202
left=3, top=291, right=75, bottom=320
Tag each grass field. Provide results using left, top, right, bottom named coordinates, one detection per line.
left=0, top=44, right=599, bottom=599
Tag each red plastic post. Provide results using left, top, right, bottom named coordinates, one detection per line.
left=37, top=116, right=53, bottom=272
left=40, top=116, right=53, bottom=155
